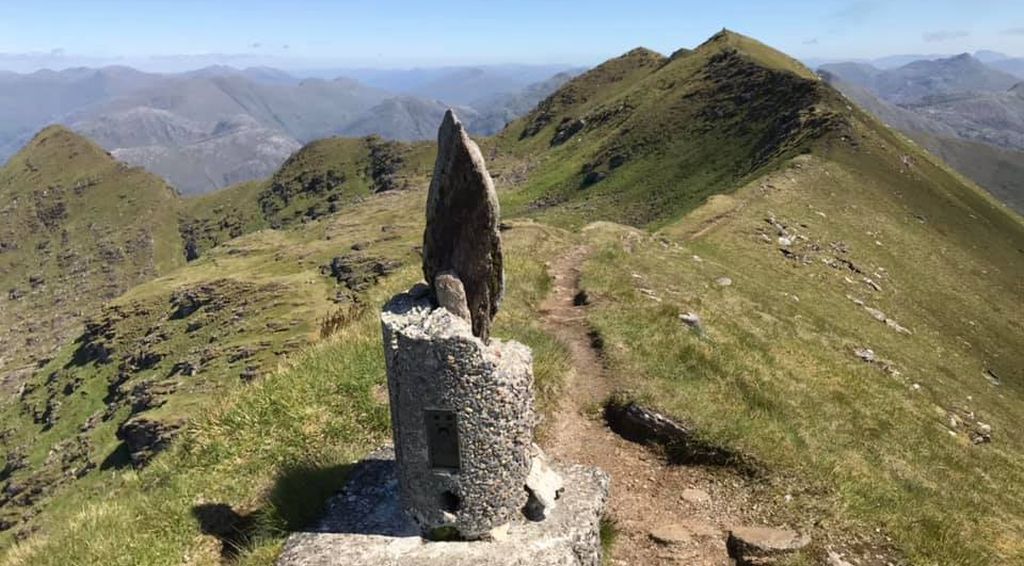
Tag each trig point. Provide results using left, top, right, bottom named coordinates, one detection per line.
left=277, top=110, right=608, bottom=566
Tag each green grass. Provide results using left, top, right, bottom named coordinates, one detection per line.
left=0, top=213, right=573, bottom=565
left=599, top=516, right=619, bottom=563
left=579, top=147, right=1024, bottom=563
left=0, top=126, right=185, bottom=380
left=4, top=28, right=1024, bottom=566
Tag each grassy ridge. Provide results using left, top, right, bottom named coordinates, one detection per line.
left=179, top=136, right=435, bottom=257
left=494, top=30, right=844, bottom=228
left=3, top=28, right=1024, bottom=566
left=581, top=146, right=1024, bottom=563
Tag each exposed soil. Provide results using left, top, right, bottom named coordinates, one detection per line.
left=538, top=245, right=755, bottom=565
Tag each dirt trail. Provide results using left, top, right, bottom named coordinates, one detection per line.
left=538, top=246, right=745, bottom=566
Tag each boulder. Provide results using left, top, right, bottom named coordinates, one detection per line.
left=681, top=488, right=712, bottom=505
left=422, top=110, right=503, bottom=342
left=116, top=417, right=183, bottom=467
left=679, top=312, right=703, bottom=334
left=649, top=520, right=720, bottom=546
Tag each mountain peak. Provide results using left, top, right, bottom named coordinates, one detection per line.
left=618, top=47, right=667, bottom=65
left=21, top=125, right=113, bottom=164
left=693, top=28, right=817, bottom=80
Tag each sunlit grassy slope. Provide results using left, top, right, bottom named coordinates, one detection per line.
left=0, top=126, right=184, bottom=389
left=493, top=31, right=843, bottom=228
left=2, top=28, right=1023, bottom=566
left=581, top=153, right=1024, bottom=562
left=1, top=209, right=572, bottom=566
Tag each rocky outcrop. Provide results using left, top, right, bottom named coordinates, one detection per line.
left=116, top=417, right=183, bottom=467
left=422, top=110, right=503, bottom=341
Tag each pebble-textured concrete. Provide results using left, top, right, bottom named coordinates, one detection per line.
left=381, top=290, right=535, bottom=539
left=275, top=448, right=610, bottom=566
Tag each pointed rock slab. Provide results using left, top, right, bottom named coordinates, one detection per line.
left=423, top=109, right=503, bottom=342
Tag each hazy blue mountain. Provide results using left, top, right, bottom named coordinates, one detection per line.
left=987, top=59, right=1024, bottom=79
left=822, top=54, right=1019, bottom=104
left=0, top=64, right=583, bottom=193
left=821, top=64, right=1024, bottom=213
left=298, top=64, right=580, bottom=103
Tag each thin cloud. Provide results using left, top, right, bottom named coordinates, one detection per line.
left=923, top=30, right=969, bottom=42
left=1004, top=27, right=1024, bottom=36
left=830, top=1, right=877, bottom=25
left=250, top=42, right=263, bottom=49
left=803, top=38, right=819, bottom=45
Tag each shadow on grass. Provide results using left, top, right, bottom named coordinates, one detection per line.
left=192, top=503, right=257, bottom=562
left=191, top=463, right=354, bottom=562
left=99, top=442, right=132, bottom=470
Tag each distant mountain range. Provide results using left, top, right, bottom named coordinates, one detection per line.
left=819, top=53, right=1024, bottom=213
left=0, top=64, right=581, bottom=194
left=804, top=50, right=1024, bottom=76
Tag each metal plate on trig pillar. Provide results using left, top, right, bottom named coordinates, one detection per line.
left=424, top=409, right=460, bottom=471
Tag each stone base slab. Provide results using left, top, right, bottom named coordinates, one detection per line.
left=276, top=448, right=609, bottom=566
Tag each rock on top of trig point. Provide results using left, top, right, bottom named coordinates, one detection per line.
left=422, top=109, right=504, bottom=342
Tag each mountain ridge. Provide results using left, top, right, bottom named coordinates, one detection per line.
left=0, top=31, right=1022, bottom=565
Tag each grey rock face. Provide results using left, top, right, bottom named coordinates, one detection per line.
left=422, top=109, right=503, bottom=342
left=434, top=270, right=472, bottom=323
left=276, top=448, right=610, bottom=566
left=524, top=446, right=565, bottom=520
left=381, top=291, right=533, bottom=539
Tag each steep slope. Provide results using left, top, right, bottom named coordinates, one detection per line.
left=912, top=132, right=1024, bottom=213
left=179, top=134, right=436, bottom=258
left=497, top=31, right=842, bottom=227
left=0, top=126, right=184, bottom=390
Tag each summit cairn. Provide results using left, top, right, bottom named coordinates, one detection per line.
left=277, top=110, right=609, bottom=566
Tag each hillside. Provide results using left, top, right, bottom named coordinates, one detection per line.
left=0, top=126, right=184, bottom=392
left=1, top=30, right=1023, bottom=566
left=495, top=31, right=839, bottom=227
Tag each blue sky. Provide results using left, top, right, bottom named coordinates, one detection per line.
left=1, top=0, right=1023, bottom=71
